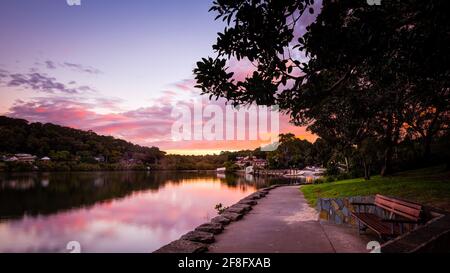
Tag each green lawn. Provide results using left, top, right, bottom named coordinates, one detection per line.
left=301, top=165, right=450, bottom=211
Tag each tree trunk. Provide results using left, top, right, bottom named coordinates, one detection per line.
left=423, top=134, right=433, bottom=161
left=381, top=145, right=393, bottom=177
left=362, top=159, right=371, bottom=180
left=344, top=156, right=350, bottom=172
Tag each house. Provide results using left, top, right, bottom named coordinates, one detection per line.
left=94, top=155, right=105, bottom=163
left=14, top=154, right=37, bottom=163
left=235, top=156, right=267, bottom=169
left=4, top=156, right=18, bottom=162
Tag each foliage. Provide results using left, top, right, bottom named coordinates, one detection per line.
left=214, top=203, right=229, bottom=215
left=224, top=161, right=239, bottom=172
left=267, top=133, right=330, bottom=169
left=194, top=0, right=450, bottom=178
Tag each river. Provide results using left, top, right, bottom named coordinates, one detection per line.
left=0, top=171, right=287, bottom=252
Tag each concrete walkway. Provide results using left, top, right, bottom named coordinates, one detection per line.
left=208, top=186, right=371, bottom=253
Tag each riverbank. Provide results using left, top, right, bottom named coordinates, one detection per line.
left=155, top=185, right=371, bottom=253
left=0, top=161, right=219, bottom=173
left=301, top=165, right=450, bottom=211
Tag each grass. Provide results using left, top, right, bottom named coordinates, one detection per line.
left=301, top=165, right=450, bottom=211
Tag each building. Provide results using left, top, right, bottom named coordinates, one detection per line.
left=4, top=156, right=18, bottom=162
left=94, top=155, right=105, bottom=163
left=14, top=154, right=37, bottom=163
left=235, top=156, right=267, bottom=169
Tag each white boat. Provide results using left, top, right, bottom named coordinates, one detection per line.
left=245, top=166, right=254, bottom=174
left=216, top=167, right=226, bottom=173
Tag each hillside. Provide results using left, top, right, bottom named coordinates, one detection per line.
left=0, top=116, right=165, bottom=164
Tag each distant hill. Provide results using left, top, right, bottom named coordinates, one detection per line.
left=0, top=116, right=165, bottom=164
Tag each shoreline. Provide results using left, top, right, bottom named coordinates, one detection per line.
left=0, top=168, right=219, bottom=174
left=154, top=185, right=281, bottom=253
left=154, top=184, right=371, bottom=253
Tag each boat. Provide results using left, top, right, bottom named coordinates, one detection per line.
left=216, top=167, right=226, bottom=173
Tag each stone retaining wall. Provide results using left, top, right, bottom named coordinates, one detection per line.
left=317, top=196, right=383, bottom=226
left=153, top=185, right=280, bottom=253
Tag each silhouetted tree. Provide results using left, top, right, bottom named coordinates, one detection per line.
left=194, top=0, right=449, bottom=176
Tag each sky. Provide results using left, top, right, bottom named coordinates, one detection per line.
left=0, top=0, right=317, bottom=155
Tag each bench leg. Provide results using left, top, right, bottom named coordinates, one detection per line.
left=358, top=221, right=367, bottom=235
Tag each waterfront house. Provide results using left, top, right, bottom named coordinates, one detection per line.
left=4, top=156, right=18, bottom=162
left=235, top=156, right=267, bottom=169
left=94, top=155, right=105, bottom=162
left=14, top=154, right=37, bottom=163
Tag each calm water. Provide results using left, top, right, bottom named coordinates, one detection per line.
left=0, top=171, right=283, bottom=253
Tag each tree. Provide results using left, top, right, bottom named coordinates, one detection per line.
left=194, top=0, right=449, bottom=176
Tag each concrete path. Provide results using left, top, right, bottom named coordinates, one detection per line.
left=208, top=186, right=371, bottom=253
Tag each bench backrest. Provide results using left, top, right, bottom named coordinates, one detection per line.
left=374, top=194, right=423, bottom=221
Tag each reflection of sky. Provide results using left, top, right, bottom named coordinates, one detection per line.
left=0, top=178, right=256, bottom=253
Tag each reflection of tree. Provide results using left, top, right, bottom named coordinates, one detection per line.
left=217, top=172, right=293, bottom=190
left=0, top=171, right=272, bottom=220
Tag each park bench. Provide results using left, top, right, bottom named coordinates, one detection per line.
left=351, top=194, right=425, bottom=240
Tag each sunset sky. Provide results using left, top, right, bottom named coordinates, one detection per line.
left=0, top=0, right=317, bottom=155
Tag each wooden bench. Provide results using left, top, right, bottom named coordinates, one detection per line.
left=351, top=194, right=425, bottom=240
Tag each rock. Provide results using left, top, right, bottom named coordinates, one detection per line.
left=154, top=239, right=207, bottom=253
left=331, top=199, right=340, bottom=211
left=180, top=231, right=215, bottom=244
left=226, top=206, right=247, bottom=214
left=258, top=190, right=268, bottom=196
left=319, top=210, right=329, bottom=220
left=342, top=206, right=350, bottom=217
left=238, top=199, right=257, bottom=206
left=247, top=192, right=265, bottom=199
left=230, top=204, right=252, bottom=212
left=195, top=222, right=223, bottom=234
left=211, top=215, right=231, bottom=225
left=245, top=194, right=261, bottom=200
left=221, top=211, right=243, bottom=221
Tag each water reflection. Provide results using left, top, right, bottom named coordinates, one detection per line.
left=0, top=171, right=280, bottom=253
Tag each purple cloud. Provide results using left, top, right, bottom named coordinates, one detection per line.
left=7, top=97, right=175, bottom=145
left=6, top=72, right=84, bottom=94
left=0, top=65, right=98, bottom=94
left=62, top=62, right=102, bottom=75
left=45, top=60, right=57, bottom=69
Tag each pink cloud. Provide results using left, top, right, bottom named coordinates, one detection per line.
left=7, top=84, right=316, bottom=153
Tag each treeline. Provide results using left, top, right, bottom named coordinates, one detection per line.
left=266, top=133, right=449, bottom=180
left=0, top=116, right=231, bottom=172
left=159, top=154, right=228, bottom=170
left=0, top=116, right=165, bottom=166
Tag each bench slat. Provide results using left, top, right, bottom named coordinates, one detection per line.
left=351, top=212, right=401, bottom=236
left=375, top=195, right=422, bottom=221
left=375, top=194, right=422, bottom=209
left=351, top=195, right=424, bottom=239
